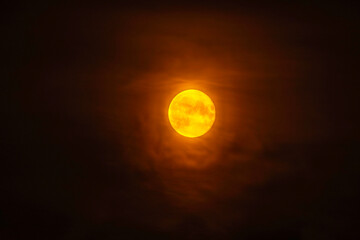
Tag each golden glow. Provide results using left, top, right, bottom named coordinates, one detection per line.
left=168, top=89, right=215, bottom=138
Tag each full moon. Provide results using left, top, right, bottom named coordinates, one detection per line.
left=168, top=89, right=215, bottom=138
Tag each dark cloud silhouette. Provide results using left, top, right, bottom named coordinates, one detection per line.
left=3, top=2, right=359, bottom=240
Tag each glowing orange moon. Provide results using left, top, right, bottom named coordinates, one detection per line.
left=168, top=89, right=215, bottom=138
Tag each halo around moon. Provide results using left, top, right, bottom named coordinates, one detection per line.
left=168, top=89, right=215, bottom=138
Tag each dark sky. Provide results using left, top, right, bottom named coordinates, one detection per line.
left=3, top=2, right=359, bottom=240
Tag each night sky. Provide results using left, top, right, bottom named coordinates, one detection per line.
left=3, top=2, right=359, bottom=239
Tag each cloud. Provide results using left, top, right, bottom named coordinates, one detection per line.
left=5, top=5, right=358, bottom=239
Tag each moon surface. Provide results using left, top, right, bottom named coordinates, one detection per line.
left=168, top=89, right=215, bottom=138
